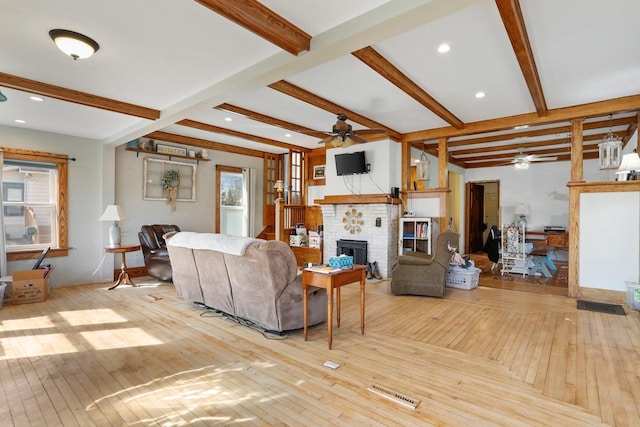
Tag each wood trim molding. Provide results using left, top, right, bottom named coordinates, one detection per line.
left=314, top=194, right=401, bottom=205
left=269, top=80, right=402, bottom=141
left=565, top=180, right=639, bottom=299
left=495, top=0, right=547, bottom=115
left=178, top=119, right=310, bottom=152
left=352, top=47, right=463, bottom=129
left=145, top=131, right=265, bottom=158
left=194, top=0, right=311, bottom=55
left=0, top=72, right=160, bottom=120
left=7, top=248, right=69, bottom=262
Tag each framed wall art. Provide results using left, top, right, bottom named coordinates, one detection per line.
left=143, top=158, right=197, bottom=202
left=313, top=165, right=326, bottom=179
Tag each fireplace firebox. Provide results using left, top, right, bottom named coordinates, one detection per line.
left=336, top=239, right=367, bottom=265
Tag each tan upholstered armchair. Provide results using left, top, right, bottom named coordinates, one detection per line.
left=391, top=230, right=460, bottom=297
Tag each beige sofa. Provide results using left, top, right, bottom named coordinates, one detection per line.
left=165, top=232, right=327, bottom=332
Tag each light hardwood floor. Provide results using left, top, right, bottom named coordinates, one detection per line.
left=0, top=278, right=638, bottom=426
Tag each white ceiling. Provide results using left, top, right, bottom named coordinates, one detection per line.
left=1, top=0, right=639, bottom=167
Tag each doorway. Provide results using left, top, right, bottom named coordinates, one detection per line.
left=216, top=165, right=254, bottom=236
left=465, top=180, right=500, bottom=254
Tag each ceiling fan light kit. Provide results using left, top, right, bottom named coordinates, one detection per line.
left=49, top=29, right=100, bottom=60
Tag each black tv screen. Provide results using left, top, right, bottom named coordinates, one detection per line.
left=335, top=151, right=367, bottom=176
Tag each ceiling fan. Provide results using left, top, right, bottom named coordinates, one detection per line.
left=318, top=114, right=386, bottom=148
left=510, top=149, right=557, bottom=169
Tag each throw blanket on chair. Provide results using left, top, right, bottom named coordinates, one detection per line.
left=167, top=232, right=265, bottom=256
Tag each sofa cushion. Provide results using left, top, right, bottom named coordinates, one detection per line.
left=167, top=231, right=264, bottom=256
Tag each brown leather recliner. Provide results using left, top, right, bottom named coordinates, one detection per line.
left=138, top=224, right=181, bottom=281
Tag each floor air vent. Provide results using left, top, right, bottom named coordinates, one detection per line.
left=367, top=384, right=420, bottom=409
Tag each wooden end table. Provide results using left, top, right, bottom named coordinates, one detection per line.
left=302, top=264, right=367, bottom=349
left=105, top=244, right=141, bottom=290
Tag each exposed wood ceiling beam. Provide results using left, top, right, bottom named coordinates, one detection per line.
left=146, top=131, right=265, bottom=158
left=464, top=151, right=599, bottom=168
left=444, top=116, right=636, bottom=147
left=403, top=94, right=640, bottom=142
left=268, top=80, right=402, bottom=141
left=495, top=0, right=547, bottom=115
left=352, top=46, right=464, bottom=129
left=217, top=103, right=328, bottom=140
left=457, top=143, right=600, bottom=165
left=449, top=133, right=607, bottom=156
left=0, top=72, right=160, bottom=120
left=177, top=119, right=309, bottom=152
left=194, top=0, right=311, bottom=55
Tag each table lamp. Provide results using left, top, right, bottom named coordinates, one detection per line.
left=514, top=203, right=529, bottom=228
left=98, top=204, right=127, bottom=247
left=616, top=150, right=640, bottom=181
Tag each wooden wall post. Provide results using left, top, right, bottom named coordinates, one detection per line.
left=438, top=137, right=448, bottom=189
left=568, top=118, right=584, bottom=298
left=275, top=196, right=285, bottom=242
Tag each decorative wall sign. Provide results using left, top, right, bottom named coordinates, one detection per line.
left=342, top=208, right=364, bottom=234
left=143, top=158, right=196, bottom=206
left=313, top=165, right=325, bottom=179
left=156, top=143, right=187, bottom=156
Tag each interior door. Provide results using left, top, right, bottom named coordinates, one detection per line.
left=466, top=183, right=485, bottom=253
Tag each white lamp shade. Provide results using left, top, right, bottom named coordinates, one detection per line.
left=514, top=203, right=529, bottom=216
left=616, top=152, right=640, bottom=174
left=98, top=205, right=127, bottom=221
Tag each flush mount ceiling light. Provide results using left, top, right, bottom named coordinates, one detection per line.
left=49, top=29, right=100, bottom=60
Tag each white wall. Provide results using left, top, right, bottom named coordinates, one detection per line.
left=580, top=192, right=639, bottom=291
left=1, top=125, right=105, bottom=287
left=323, top=140, right=400, bottom=196
left=114, top=144, right=264, bottom=269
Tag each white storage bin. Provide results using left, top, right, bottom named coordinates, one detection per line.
left=626, top=281, right=640, bottom=311
left=446, top=267, right=480, bottom=290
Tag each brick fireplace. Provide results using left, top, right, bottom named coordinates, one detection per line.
left=317, top=195, right=401, bottom=278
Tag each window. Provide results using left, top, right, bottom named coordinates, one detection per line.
left=289, top=150, right=302, bottom=205
left=1, top=148, right=68, bottom=260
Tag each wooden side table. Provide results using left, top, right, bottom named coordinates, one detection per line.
left=105, top=244, right=141, bottom=290
left=302, top=264, right=367, bottom=349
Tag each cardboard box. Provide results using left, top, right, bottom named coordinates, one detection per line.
left=12, top=269, right=50, bottom=304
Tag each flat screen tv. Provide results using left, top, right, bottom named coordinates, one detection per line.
left=335, top=151, right=367, bottom=176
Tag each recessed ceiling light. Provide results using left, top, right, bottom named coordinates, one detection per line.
left=30, top=96, right=44, bottom=102
left=285, top=133, right=291, bottom=138
left=15, top=119, right=26, bottom=124
left=475, top=91, right=485, bottom=99
left=224, top=117, right=232, bottom=122
left=437, top=43, right=450, bottom=53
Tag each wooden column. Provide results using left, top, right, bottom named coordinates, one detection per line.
left=438, top=137, right=448, bottom=189
left=401, top=139, right=411, bottom=204
left=570, top=119, right=584, bottom=183
left=567, top=118, right=584, bottom=298
left=275, top=196, right=285, bottom=242
left=438, top=137, right=449, bottom=225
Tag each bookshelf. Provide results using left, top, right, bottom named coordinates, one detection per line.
left=399, top=217, right=436, bottom=256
